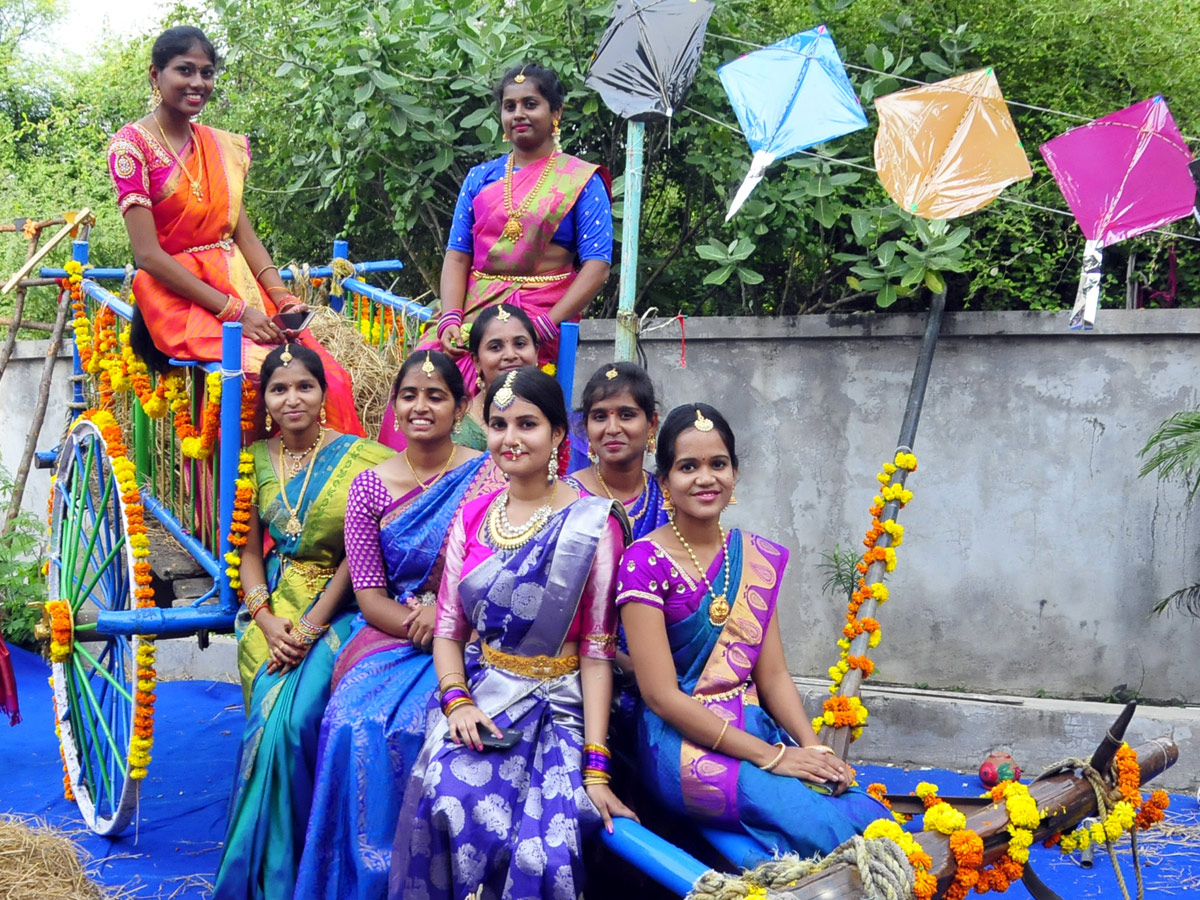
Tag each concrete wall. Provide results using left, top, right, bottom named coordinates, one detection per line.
left=0, top=340, right=73, bottom=531
left=575, top=310, right=1200, bottom=704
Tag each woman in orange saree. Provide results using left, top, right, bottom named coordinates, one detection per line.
left=107, top=26, right=361, bottom=437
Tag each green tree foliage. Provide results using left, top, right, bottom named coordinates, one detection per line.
left=3, top=0, right=1199, bottom=321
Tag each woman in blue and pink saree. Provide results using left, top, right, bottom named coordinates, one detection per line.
left=618, top=404, right=887, bottom=859
left=389, top=367, right=636, bottom=900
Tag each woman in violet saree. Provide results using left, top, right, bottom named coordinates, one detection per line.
left=294, top=352, right=504, bottom=900
left=213, top=345, right=391, bottom=900
left=428, top=63, right=613, bottom=393
left=618, top=404, right=887, bottom=859
left=390, top=367, right=636, bottom=900
left=108, top=27, right=361, bottom=436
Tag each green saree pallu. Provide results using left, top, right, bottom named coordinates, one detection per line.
left=215, top=434, right=392, bottom=900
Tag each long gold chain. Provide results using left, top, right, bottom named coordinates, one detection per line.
left=669, top=520, right=731, bottom=626
left=403, top=445, right=457, bottom=492
left=502, top=151, right=558, bottom=243
left=593, top=465, right=649, bottom=522
left=151, top=114, right=203, bottom=201
left=273, top=427, right=325, bottom=537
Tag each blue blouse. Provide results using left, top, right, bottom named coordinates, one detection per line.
left=446, top=155, right=613, bottom=263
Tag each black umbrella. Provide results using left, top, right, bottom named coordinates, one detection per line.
left=585, top=0, right=715, bottom=121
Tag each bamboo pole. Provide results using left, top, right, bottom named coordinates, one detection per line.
left=1, top=209, right=91, bottom=295
left=0, top=316, right=55, bottom=333
left=822, top=290, right=947, bottom=758
left=614, top=120, right=645, bottom=362
left=0, top=225, right=43, bottom=383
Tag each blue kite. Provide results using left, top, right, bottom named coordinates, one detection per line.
left=719, top=25, right=867, bottom=219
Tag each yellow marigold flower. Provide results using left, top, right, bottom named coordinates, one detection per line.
left=883, top=462, right=897, bottom=475
left=540, top=363, right=557, bottom=376
left=924, top=802, right=967, bottom=835
left=876, top=472, right=891, bottom=485
left=915, top=782, right=940, bottom=799
left=870, top=582, right=889, bottom=602
left=868, top=630, right=882, bottom=648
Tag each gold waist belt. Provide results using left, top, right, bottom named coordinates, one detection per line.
left=481, top=642, right=579, bottom=679
left=693, top=681, right=750, bottom=704
left=471, top=269, right=571, bottom=284
left=282, top=560, right=337, bottom=592
left=183, top=237, right=233, bottom=254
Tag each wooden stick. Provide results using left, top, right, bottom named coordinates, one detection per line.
left=0, top=317, right=55, bottom=333
left=1, top=209, right=91, bottom=295
left=765, top=735, right=1176, bottom=899
left=0, top=228, right=43, bottom=383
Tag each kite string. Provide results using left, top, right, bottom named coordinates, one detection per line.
left=706, top=32, right=1200, bottom=142
left=679, top=105, right=1200, bottom=243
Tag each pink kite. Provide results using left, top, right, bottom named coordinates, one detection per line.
left=1040, top=96, right=1195, bottom=328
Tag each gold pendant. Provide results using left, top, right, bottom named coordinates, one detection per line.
left=502, top=216, right=523, bottom=242
left=191, top=182, right=203, bottom=201
left=284, top=515, right=303, bottom=537
left=708, top=595, right=730, bottom=626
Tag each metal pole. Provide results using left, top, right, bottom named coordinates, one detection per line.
left=824, top=290, right=947, bottom=759
left=614, top=120, right=644, bottom=363
left=556, top=321, right=579, bottom=405
left=330, top=239, right=349, bottom=313
left=217, top=321, right=243, bottom=614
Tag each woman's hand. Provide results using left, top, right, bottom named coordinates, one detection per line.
left=439, top=324, right=467, bottom=359
left=257, top=612, right=308, bottom=673
left=446, top=703, right=503, bottom=751
left=241, top=306, right=286, bottom=344
left=277, top=296, right=308, bottom=314
left=585, top=783, right=639, bottom=834
left=772, top=746, right=855, bottom=792
left=403, top=602, right=437, bottom=650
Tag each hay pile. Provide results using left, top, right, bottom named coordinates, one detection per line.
left=0, top=815, right=120, bottom=900
left=305, top=306, right=400, bottom=441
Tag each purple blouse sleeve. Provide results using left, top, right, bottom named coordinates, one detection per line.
left=108, top=128, right=152, bottom=215
left=344, top=470, right=389, bottom=592
left=579, top=515, right=624, bottom=660
left=434, top=508, right=473, bottom=641
left=615, top=540, right=669, bottom=609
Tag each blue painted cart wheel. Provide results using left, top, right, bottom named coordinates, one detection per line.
left=47, top=418, right=144, bottom=835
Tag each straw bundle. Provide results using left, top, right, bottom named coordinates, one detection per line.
left=0, top=815, right=125, bottom=900
left=305, top=306, right=400, bottom=441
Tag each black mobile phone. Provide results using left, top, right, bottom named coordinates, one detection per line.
left=272, top=309, right=315, bottom=335
left=476, top=727, right=523, bottom=751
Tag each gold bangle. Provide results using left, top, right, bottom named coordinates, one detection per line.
left=760, top=742, right=787, bottom=772
left=438, top=671, right=467, bottom=686
left=809, top=744, right=836, bottom=755
left=254, top=263, right=280, bottom=282
left=439, top=682, right=471, bottom=698
left=711, top=719, right=730, bottom=753
left=266, top=285, right=290, bottom=294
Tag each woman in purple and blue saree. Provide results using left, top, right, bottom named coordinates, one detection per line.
left=389, top=367, right=636, bottom=900
left=618, top=404, right=888, bottom=859
left=428, top=63, right=613, bottom=394
left=294, top=351, right=504, bottom=900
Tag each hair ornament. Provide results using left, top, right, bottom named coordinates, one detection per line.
left=605, top=367, right=618, bottom=380
left=421, top=352, right=436, bottom=378
left=496, top=304, right=511, bottom=322
left=280, top=344, right=293, bottom=367
left=513, top=65, right=528, bottom=84
left=693, top=408, right=714, bottom=432
left=494, top=370, right=518, bottom=411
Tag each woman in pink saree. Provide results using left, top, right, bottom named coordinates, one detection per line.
left=430, top=62, right=613, bottom=393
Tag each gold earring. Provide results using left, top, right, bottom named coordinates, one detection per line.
left=548, top=445, right=558, bottom=484
left=729, top=493, right=738, bottom=505
left=553, top=120, right=562, bottom=153
left=587, top=447, right=598, bottom=464
left=501, top=132, right=510, bottom=143
left=648, top=433, right=657, bottom=454
left=392, top=411, right=400, bottom=432
left=453, top=415, right=463, bottom=435
left=149, top=85, right=162, bottom=111
left=264, top=411, right=272, bottom=431
left=662, top=489, right=674, bottom=513
left=320, top=404, right=327, bottom=425
left=476, top=375, right=485, bottom=391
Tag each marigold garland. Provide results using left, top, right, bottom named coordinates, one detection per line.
left=48, top=676, right=75, bottom=800
left=164, top=371, right=223, bottom=459
left=77, top=409, right=157, bottom=781
left=1055, top=743, right=1170, bottom=854
left=46, top=600, right=72, bottom=663
left=224, top=450, right=256, bottom=592
left=814, top=450, right=916, bottom=740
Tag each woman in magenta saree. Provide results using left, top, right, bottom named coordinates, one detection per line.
left=619, top=404, right=887, bottom=859
left=430, top=63, right=612, bottom=392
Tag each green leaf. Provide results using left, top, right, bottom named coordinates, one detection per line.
left=696, top=239, right=730, bottom=262
left=876, top=283, right=898, bottom=308
left=370, top=70, right=401, bottom=91
left=333, top=65, right=368, bottom=76
left=737, top=267, right=764, bottom=285
left=703, top=265, right=735, bottom=286
left=461, top=106, right=492, bottom=128
left=354, top=81, right=376, bottom=104
left=920, top=51, right=954, bottom=74
left=812, top=197, right=841, bottom=228
left=347, top=111, right=367, bottom=130
left=924, top=270, right=947, bottom=293
left=877, top=241, right=897, bottom=266
left=274, top=61, right=295, bottom=77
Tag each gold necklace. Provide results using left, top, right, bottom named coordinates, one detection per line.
left=502, top=151, right=558, bottom=242
left=593, top=465, right=649, bottom=522
left=151, top=114, right=204, bottom=201
left=403, top=446, right=457, bottom=492
left=670, top=520, right=731, bottom=626
left=274, top=427, right=324, bottom=537
left=282, top=429, right=324, bottom=478
left=486, top=482, right=557, bottom=550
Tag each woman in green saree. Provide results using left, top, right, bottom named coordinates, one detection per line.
left=214, top=343, right=392, bottom=900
